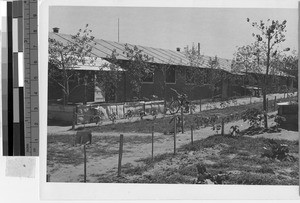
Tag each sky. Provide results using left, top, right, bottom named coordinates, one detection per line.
left=49, top=6, right=298, bottom=59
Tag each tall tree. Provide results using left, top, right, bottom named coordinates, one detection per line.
left=183, top=44, right=230, bottom=100
left=96, top=49, right=123, bottom=102
left=232, top=43, right=266, bottom=95
left=122, top=44, right=154, bottom=99
left=48, top=24, right=97, bottom=105
left=246, top=18, right=289, bottom=128
left=281, top=51, right=298, bottom=91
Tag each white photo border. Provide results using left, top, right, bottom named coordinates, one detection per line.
left=40, top=0, right=300, bottom=200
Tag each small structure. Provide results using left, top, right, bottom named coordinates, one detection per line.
left=244, top=86, right=261, bottom=97
left=277, top=101, right=298, bottom=131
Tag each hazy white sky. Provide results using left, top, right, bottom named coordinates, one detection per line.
left=49, top=6, right=298, bottom=59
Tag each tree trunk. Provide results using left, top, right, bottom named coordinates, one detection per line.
left=163, top=67, right=167, bottom=114
left=262, top=88, right=268, bottom=128
left=63, top=79, right=69, bottom=106
left=263, top=35, right=271, bottom=129
left=83, top=75, right=87, bottom=105
left=243, top=76, right=246, bottom=96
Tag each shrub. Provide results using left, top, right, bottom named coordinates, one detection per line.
left=261, top=139, right=296, bottom=162
left=241, top=108, right=265, bottom=128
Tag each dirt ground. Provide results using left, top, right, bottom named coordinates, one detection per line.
left=47, top=116, right=298, bottom=183
left=47, top=92, right=298, bottom=183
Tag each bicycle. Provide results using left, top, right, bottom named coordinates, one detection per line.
left=91, top=106, right=105, bottom=125
left=168, top=88, right=190, bottom=114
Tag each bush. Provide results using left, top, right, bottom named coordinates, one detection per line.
left=261, top=139, right=296, bottom=162
left=241, top=108, right=265, bottom=128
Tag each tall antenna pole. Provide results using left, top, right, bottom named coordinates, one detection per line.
left=118, top=18, right=119, bottom=42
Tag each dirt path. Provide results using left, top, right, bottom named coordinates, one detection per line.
left=47, top=116, right=298, bottom=182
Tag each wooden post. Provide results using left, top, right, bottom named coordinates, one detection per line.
left=274, top=96, right=277, bottom=111
left=72, top=106, right=76, bottom=130
left=221, top=120, right=225, bottom=136
left=118, top=134, right=124, bottom=177
left=143, top=102, right=146, bottom=114
left=191, top=125, right=194, bottom=145
left=174, top=117, right=177, bottom=155
left=266, top=98, right=269, bottom=112
left=151, top=126, right=154, bottom=161
left=181, top=107, right=184, bottom=133
left=83, top=144, right=87, bottom=183
left=200, top=99, right=202, bottom=112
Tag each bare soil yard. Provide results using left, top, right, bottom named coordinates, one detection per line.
left=47, top=95, right=298, bottom=184
left=47, top=117, right=298, bottom=184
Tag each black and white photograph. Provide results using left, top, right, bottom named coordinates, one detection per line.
left=46, top=4, right=298, bottom=185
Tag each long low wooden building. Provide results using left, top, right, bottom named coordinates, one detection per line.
left=48, top=30, right=295, bottom=105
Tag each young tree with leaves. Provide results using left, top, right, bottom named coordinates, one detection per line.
left=183, top=44, right=229, bottom=100
left=232, top=43, right=266, bottom=95
left=281, top=51, right=298, bottom=91
left=48, top=24, right=97, bottom=105
left=95, top=49, right=123, bottom=102
left=246, top=18, right=290, bottom=128
left=122, top=44, right=154, bottom=99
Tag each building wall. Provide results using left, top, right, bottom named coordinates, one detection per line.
left=139, top=65, right=213, bottom=101
left=48, top=63, right=294, bottom=104
left=48, top=70, right=95, bottom=104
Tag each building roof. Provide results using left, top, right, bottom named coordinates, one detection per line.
left=49, top=32, right=232, bottom=72
left=72, top=58, right=124, bottom=71
left=49, top=32, right=293, bottom=77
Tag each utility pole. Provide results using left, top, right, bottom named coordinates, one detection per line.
left=118, top=18, right=119, bottom=43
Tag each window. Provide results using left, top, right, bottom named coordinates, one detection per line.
left=142, top=72, right=154, bottom=83
left=186, top=68, right=195, bottom=84
left=165, top=66, right=176, bottom=83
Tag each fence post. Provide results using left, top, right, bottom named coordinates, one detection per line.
left=274, top=96, right=277, bottom=111
left=143, top=102, right=146, bottom=114
left=174, top=117, right=177, bottom=155
left=72, top=106, right=76, bottom=130
left=200, top=99, right=202, bottom=112
left=151, top=126, right=154, bottom=161
left=181, top=107, right=184, bottom=133
left=191, top=125, right=194, bottom=145
left=118, top=134, right=124, bottom=177
left=221, top=120, right=225, bottom=136
left=83, top=144, right=87, bottom=183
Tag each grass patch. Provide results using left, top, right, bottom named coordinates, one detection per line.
left=122, top=163, right=151, bottom=176
left=137, top=152, right=175, bottom=165
left=178, top=165, right=198, bottom=177
left=142, top=135, right=299, bottom=185
left=48, top=134, right=74, bottom=145
left=228, top=172, right=279, bottom=185
left=143, top=170, right=192, bottom=184
left=220, top=146, right=238, bottom=155
left=255, top=165, right=275, bottom=174
left=47, top=144, right=83, bottom=166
